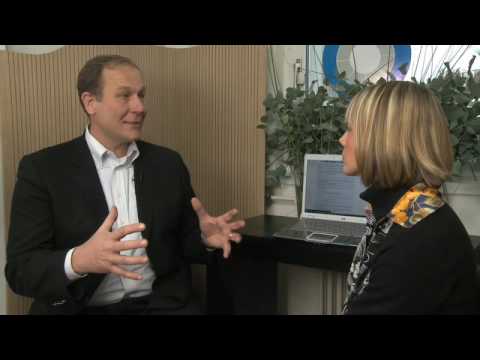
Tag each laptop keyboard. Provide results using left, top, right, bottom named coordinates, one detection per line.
left=292, top=218, right=365, bottom=237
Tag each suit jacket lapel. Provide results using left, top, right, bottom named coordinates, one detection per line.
left=134, top=142, right=153, bottom=242
left=69, top=136, right=109, bottom=223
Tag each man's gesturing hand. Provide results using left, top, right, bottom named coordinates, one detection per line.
left=71, top=207, right=149, bottom=280
left=191, top=197, right=245, bottom=259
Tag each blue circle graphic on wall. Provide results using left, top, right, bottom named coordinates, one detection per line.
left=322, top=45, right=411, bottom=87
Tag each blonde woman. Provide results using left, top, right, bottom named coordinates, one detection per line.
left=340, top=81, right=478, bottom=314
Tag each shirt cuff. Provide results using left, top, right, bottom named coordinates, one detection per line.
left=64, top=248, right=88, bottom=281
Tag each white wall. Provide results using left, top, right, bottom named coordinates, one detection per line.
left=269, top=45, right=306, bottom=93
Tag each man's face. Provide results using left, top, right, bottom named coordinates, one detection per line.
left=86, top=65, right=146, bottom=151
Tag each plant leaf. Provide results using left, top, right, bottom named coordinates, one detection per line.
left=453, top=93, right=470, bottom=105
left=453, top=160, right=463, bottom=176
left=451, top=134, right=459, bottom=146
left=468, top=78, right=480, bottom=98
left=446, top=107, right=467, bottom=125
left=468, top=55, right=477, bottom=75
left=467, top=126, right=477, bottom=135
left=273, top=165, right=287, bottom=177
left=469, top=118, right=480, bottom=131
left=463, top=151, right=475, bottom=162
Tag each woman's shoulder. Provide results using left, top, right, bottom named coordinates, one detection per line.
left=386, top=202, right=473, bottom=260
left=384, top=183, right=471, bottom=252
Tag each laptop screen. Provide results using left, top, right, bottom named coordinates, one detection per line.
left=304, top=158, right=367, bottom=218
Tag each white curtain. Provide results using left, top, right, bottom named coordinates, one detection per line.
left=406, top=45, right=480, bottom=81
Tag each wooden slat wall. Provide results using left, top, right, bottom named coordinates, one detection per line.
left=0, top=45, right=267, bottom=315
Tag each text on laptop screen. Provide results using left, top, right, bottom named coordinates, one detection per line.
left=304, top=159, right=367, bottom=217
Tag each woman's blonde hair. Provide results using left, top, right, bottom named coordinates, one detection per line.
left=346, top=81, right=453, bottom=189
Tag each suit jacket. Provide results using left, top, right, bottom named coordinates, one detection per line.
left=5, top=135, right=209, bottom=314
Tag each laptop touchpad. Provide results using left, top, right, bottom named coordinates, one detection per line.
left=306, top=232, right=337, bottom=243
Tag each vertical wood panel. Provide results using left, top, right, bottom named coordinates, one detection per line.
left=1, top=45, right=267, bottom=314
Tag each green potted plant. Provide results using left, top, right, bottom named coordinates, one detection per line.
left=258, top=76, right=368, bottom=217
left=418, top=57, right=480, bottom=178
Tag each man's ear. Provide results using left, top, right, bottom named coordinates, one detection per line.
left=81, top=92, right=97, bottom=115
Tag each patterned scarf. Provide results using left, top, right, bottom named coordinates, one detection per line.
left=342, top=183, right=445, bottom=313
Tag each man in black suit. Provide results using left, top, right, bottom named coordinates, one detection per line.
left=5, top=54, right=245, bottom=315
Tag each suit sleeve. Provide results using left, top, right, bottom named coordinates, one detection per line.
left=176, top=155, right=210, bottom=264
left=5, top=155, right=76, bottom=304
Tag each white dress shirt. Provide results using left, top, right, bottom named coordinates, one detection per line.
left=64, top=128, right=156, bottom=306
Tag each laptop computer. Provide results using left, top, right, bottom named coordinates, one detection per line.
left=274, top=154, right=367, bottom=247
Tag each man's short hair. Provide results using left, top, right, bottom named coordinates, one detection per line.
left=77, top=55, right=140, bottom=113
left=345, top=80, right=453, bottom=189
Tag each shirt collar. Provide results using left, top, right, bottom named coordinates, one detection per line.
left=85, top=126, right=139, bottom=169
